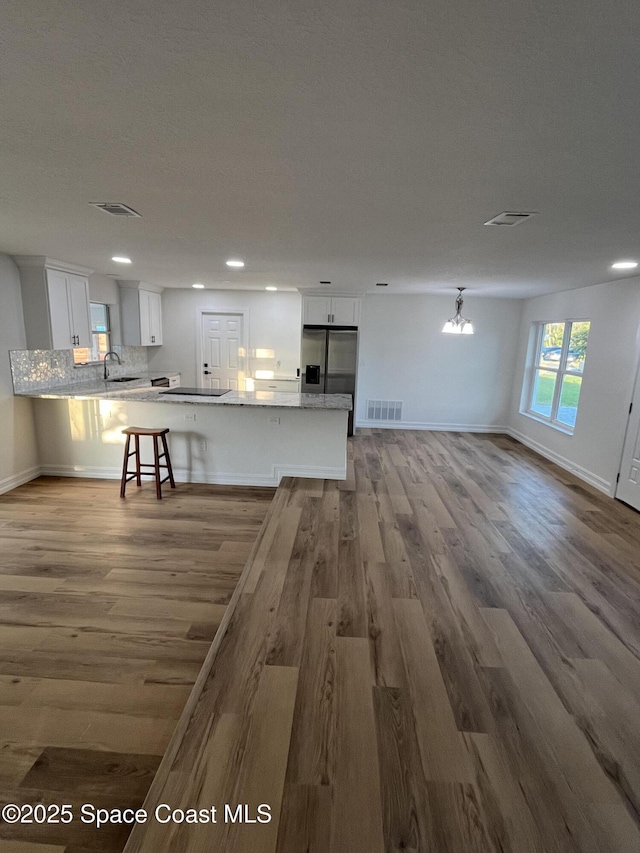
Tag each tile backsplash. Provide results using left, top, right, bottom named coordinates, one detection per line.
left=9, top=346, right=149, bottom=393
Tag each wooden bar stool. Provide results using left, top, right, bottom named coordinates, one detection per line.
left=120, top=427, right=176, bottom=499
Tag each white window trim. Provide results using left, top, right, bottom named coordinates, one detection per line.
left=521, top=318, right=590, bottom=434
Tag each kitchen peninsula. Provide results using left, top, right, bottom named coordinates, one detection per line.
left=17, top=380, right=351, bottom=486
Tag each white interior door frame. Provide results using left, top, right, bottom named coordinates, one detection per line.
left=195, top=308, right=250, bottom=389
left=615, top=317, right=640, bottom=506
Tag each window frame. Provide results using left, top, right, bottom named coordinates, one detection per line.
left=73, top=303, right=112, bottom=366
left=523, top=318, right=590, bottom=434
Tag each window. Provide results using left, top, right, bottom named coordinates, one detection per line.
left=525, top=320, right=590, bottom=431
left=73, top=303, right=112, bottom=365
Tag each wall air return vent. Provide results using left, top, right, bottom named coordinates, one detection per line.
left=484, top=211, right=537, bottom=227
left=89, top=203, right=142, bottom=217
left=367, top=400, right=403, bottom=421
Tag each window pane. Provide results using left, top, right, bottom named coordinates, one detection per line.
left=556, top=375, right=583, bottom=427
left=90, top=303, right=109, bottom=331
left=531, top=369, right=556, bottom=418
left=73, top=348, right=91, bottom=365
left=95, top=332, right=110, bottom=360
left=567, top=321, right=590, bottom=373
left=538, top=322, right=565, bottom=366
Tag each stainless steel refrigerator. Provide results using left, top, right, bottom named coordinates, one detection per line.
left=301, top=326, right=357, bottom=435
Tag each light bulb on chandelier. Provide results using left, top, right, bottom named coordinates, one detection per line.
left=442, top=287, right=474, bottom=335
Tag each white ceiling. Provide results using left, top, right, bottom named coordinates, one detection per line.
left=1, top=0, right=639, bottom=298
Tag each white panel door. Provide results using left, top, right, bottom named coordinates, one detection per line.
left=616, top=366, right=640, bottom=510
left=200, top=313, right=243, bottom=390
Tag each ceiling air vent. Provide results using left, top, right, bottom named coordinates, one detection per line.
left=89, top=202, right=142, bottom=217
left=484, top=211, right=537, bottom=227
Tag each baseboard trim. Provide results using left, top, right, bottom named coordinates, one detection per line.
left=39, top=462, right=346, bottom=487
left=507, top=428, right=611, bottom=495
left=355, top=420, right=509, bottom=433
left=0, top=465, right=41, bottom=495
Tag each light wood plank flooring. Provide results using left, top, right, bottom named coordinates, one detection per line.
left=122, top=430, right=640, bottom=853
left=0, top=477, right=273, bottom=852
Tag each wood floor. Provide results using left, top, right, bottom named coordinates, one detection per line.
left=120, top=430, right=640, bottom=853
left=0, top=477, right=273, bottom=853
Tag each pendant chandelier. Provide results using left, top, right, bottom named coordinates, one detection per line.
left=442, top=287, right=474, bottom=335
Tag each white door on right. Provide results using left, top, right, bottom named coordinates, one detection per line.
left=200, top=312, right=243, bottom=390
left=617, top=366, right=640, bottom=510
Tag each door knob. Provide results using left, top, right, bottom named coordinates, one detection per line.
left=204, top=370, right=211, bottom=375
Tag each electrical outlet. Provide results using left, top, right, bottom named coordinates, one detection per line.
left=199, top=439, right=207, bottom=451
left=184, top=413, right=196, bottom=422
left=268, top=416, right=280, bottom=425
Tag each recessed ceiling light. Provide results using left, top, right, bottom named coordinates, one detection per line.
left=265, top=286, right=277, bottom=291
left=226, top=259, right=245, bottom=268
left=192, top=283, right=205, bottom=289
left=112, top=256, right=132, bottom=264
left=611, top=260, right=638, bottom=270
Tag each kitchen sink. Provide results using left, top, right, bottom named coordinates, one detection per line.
left=107, top=376, right=141, bottom=383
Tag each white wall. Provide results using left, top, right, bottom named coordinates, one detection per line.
left=508, top=278, right=640, bottom=494
left=148, top=289, right=302, bottom=386
left=356, top=294, right=522, bottom=430
left=0, top=254, right=40, bottom=492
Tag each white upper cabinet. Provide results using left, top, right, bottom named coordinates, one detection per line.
left=119, top=283, right=163, bottom=346
left=47, top=270, right=92, bottom=349
left=303, top=296, right=332, bottom=325
left=303, top=296, right=360, bottom=326
left=331, top=296, right=361, bottom=326
left=15, top=256, right=93, bottom=350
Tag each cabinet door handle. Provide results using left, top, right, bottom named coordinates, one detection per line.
left=327, top=313, right=330, bottom=323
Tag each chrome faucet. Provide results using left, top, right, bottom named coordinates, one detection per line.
left=103, top=350, right=121, bottom=380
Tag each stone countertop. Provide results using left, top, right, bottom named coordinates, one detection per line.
left=15, top=379, right=352, bottom=411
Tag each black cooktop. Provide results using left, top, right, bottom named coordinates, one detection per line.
left=160, top=387, right=231, bottom=397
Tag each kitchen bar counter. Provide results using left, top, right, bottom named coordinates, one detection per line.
left=16, top=379, right=351, bottom=411
left=22, top=379, right=351, bottom=486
